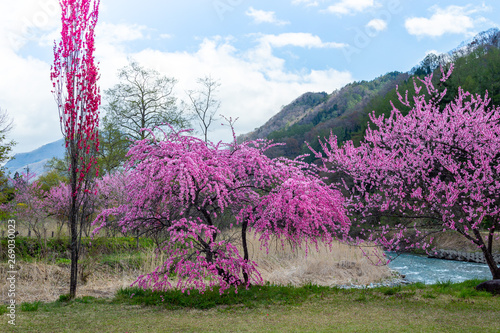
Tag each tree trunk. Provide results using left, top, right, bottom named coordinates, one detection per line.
left=136, top=229, right=139, bottom=250
left=241, top=220, right=249, bottom=285
left=476, top=228, right=500, bottom=279
left=69, top=194, right=79, bottom=299
left=482, top=247, right=500, bottom=279
left=69, top=150, right=79, bottom=300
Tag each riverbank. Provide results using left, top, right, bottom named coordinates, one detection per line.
left=429, top=231, right=500, bottom=253
left=428, top=249, right=500, bottom=265
left=404, top=231, right=500, bottom=264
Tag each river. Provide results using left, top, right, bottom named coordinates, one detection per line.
left=387, top=252, right=493, bottom=284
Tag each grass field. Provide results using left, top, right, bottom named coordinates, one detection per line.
left=1, top=280, right=499, bottom=332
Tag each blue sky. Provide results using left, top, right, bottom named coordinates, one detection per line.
left=0, top=0, right=499, bottom=155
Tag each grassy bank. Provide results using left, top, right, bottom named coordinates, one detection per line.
left=0, top=236, right=394, bottom=304
left=1, top=280, right=499, bottom=332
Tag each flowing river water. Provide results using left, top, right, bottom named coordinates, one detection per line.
left=386, top=252, right=493, bottom=284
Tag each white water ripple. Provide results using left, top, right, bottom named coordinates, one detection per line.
left=387, top=252, right=492, bottom=284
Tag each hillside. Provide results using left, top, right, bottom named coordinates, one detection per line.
left=238, top=92, right=329, bottom=142
left=239, top=28, right=500, bottom=160
left=4, top=138, right=65, bottom=178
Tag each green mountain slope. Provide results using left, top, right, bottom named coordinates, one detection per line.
left=239, top=28, right=500, bottom=160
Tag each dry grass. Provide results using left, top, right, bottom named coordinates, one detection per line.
left=243, top=235, right=393, bottom=287
left=0, top=234, right=393, bottom=304
left=429, top=230, right=500, bottom=253
left=0, top=247, right=168, bottom=303
left=0, top=262, right=139, bottom=303
left=0, top=217, right=68, bottom=238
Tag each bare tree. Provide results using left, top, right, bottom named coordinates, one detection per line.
left=0, top=108, right=15, bottom=205
left=105, top=61, right=189, bottom=141
left=185, top=76, right=221, bottom=143
left=0, top=108, right=13, bottom=135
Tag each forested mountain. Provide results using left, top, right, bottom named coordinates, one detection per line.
left=239, top=28, right=500, bottom=160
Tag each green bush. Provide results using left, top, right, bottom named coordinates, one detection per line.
left=55, top=258, right=71, bottom=265
left=21, top=301, right=41, bottom=312
left=0, top=236, right=155, bottom=261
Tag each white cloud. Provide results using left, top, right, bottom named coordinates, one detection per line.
left=292, top=0, right=320, bottom=7
left=160, top=33, right=173, bottom=39
left=246, top=7, right=290, bottom=26
left=0, top=13, right=149, bottom=153
left=366, top=19, right=387, bottom=32
left=405, top=5, right=487, bottom=38
left=118, top=36, right=353, bottom=144
left=325, top=0, right=376, bottom=15
left=257, top=33, right=347, bottom=49
left=0, top=23, right=353, bottom=154
left=0, top=2, right=61, bottom=154
left=0, top=1, right=60, bottom=51
left=0, top=48, right=61, bottom=155
left=97, top=22, right=148, bottom=44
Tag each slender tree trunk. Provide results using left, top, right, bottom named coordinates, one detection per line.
left=241, top=220, right=249, bottom=285
left=136, top=229, right=139, bottom=250
left=69, top=151, right=79, bottom=299
left=69, top=198, right=79, bottom=298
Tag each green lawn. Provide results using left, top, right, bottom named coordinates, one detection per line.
left=2, top=281, right=499, bottom=332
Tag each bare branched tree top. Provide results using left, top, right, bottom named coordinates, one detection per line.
left=105, top=61, right=189, bottom=141
left=0, top=108, right=13, bottom=135
left=185, top=75, right=221, bottom=143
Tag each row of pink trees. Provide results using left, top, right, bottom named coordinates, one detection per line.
left=92, top=126, right=349, bottom=293
left=11, top=64, right=499, bottom=296
left=3, top=174, right=80, bottom=254
left=314, top=66, right=500, bottom=279
left=42, top=0, right=499, bottom=295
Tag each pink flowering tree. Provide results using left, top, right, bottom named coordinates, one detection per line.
left=93, top=171, right=130, bottom=237
left=314, top=65, right=500, bottom=279
left=3, top=173, right=50, bottom=253
left=44, top=182, right=72, bottom=236
left=51, top=0, right=101, bottom=298
left=93, top=127, right=349, bottom=293
left=43, top=181, right=98, bottom=238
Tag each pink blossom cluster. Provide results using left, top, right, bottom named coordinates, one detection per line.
left=93, top=128, right=349, bottom=293
left=314, top=65, right=500, bottom=278
left=51, top=0, right=101, bottom=192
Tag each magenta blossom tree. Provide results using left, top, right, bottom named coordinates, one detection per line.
left=93, top=127, right=348, bottom=293
left=314, top=65, right=500, bottom=279
left=3, top=173, right=50, bottom=253
left=51, top=0, right=101, bottom=298
left=93, top=171, right=130, bottom=237
left=44, top=181, right=98, bottom=238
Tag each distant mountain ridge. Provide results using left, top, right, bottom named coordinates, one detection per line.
left=239, top=71, right=405, bottom=144
left=238, top=28, right=500, bottom=159
left=410, top=27, right=500, bottom=75
left=239, top=92, right=328, bottom=142
left=4, top=138, right=65, bottom=178
left=452, top=27, right=500, bottom=55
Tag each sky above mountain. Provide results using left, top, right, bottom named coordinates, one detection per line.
left=1, top=0, right=499, bottom=154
